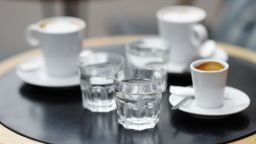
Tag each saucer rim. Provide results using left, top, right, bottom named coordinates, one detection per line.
left=16, top=57, right=80, bottom=87
left=169, top=86, right=250, bottom=116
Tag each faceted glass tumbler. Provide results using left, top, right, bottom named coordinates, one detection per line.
left=126, top=37, right=170, bottom=67
left=125, top=37, right=170, bottom=91
left=145, top=62, right=168, bottom=91
left=114, top=67, right=163, bottom=130
left=79, top=52, right=124, bottom=112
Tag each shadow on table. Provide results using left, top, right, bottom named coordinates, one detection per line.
left=19, top=83, right=81, bottom=103
left=80, top=110, right=118, bottom=144
left=80, top=109, right=160, bottom=144
left=167, top=73, right=192, bottom=86
left=117, top=126, right=160, bottom=144
left=18, top=82, right=160, bottom=144
left=170, top=111, right=249, bottom=143
left=16, top=83, right=84, bottom=144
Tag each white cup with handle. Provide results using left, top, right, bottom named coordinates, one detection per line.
left=26, top=16, right=86, bottom=77
left=157, top=6, right=209, bottom=67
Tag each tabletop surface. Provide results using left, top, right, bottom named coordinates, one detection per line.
left=0, top=35, right=256, bottom=144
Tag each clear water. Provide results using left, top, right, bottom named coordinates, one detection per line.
left=80, top=74, right=116, bottom=112
left=115, top=79, right=162, bottom=130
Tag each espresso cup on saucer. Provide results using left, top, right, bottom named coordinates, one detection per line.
left=26, top=17, right=86, bottom=77
left=190, top=59, right=229, bottom=109
left=157, top=6, right=208, bottom=67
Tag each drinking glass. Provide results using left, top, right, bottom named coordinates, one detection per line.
left=79, top=52, right=124, bottom=112
left=126, top=37, right=170, bottom=67
left=125, top=37, right=170, bottom=91
left=114, top=67, right=163, bottom=130
left=145, top=62, right=167, bottom=91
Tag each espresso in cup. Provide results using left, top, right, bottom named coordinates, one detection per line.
left=195, top=62, right=225, bottom=71
left=39, top=19, right=82, bottom=33
left=190, top=59, right=229, bottom=109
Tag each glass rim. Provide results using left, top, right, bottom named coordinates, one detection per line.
left=79, top=52, right=125, bottom=70
left=114, top=68, right=163, bottom=86
left=126, top=36, right=171, bottom=50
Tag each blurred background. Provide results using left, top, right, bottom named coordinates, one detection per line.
left=1, top=0, right=256, bottom=60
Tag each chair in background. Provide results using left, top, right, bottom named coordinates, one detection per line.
left=210, top=0, right=256, bottom=51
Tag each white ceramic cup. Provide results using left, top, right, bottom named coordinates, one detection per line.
left=190, top=59, right=229, bottom=109
left=26, top=17, right=86, bottom=77
left=157, top=6, right=208, bottom=66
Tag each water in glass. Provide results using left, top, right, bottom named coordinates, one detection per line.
left=115, top=68, right=163, bottom=130
left=79, top=52, right=124, bottom=112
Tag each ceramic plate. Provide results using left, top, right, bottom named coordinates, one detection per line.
left=169, top=87, right=250, bottom=117
left=16, top=57, right=80, bottom=87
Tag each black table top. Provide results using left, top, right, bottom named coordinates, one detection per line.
left=0, top=44, right=256, bottom=144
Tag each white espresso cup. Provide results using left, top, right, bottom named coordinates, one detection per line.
left=190, top=59, right=229, bottom=109
left=157, top=6, right=208, bottom=66
left=26, top=17, right=86, bottom=77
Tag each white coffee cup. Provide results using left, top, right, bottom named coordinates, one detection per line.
left=26, top=17, right=86, bottom=77
left=190, top=59, right=229, bottom=109
left=157, top=6, right=208, bottom=66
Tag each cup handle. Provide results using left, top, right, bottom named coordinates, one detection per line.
left=26, top=24, right=39, bottom=47
left=199, top=40, right=216, bottom=58
left=191, top=24, right=208, bottom=48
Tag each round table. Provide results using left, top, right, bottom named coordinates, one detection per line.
left=0, top=35, right=256, bottom=144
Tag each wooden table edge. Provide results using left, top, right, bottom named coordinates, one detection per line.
left=0, top=35, right=255, bottom=144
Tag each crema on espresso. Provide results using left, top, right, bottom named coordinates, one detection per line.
left=39, top=19, right=82, bottom=33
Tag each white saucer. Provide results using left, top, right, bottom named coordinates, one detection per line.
left=165, top=47, right=229, bottom=73
left=16, top=57, right=80, bottom=87
left=169, top=87, right=250, bottom=117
